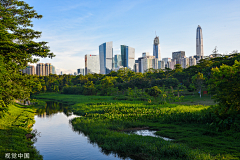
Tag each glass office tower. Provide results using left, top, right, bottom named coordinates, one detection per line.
left=99, top=41, right=113, bottom=74
left=114, top=54, right=122, bottom=68
left=153, top=36, right=161, bottom=60
left=121, top=45, right=135, bottom=70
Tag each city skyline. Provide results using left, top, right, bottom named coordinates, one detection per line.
left=25, top=0, right=240, bottom=74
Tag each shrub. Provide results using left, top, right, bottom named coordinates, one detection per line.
left=145, top=86, right=162, bottom=98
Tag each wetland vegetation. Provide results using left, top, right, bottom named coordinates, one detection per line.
left=0, top=103, right=43, bottom=159
left=33, top=93, right=240, bottom=160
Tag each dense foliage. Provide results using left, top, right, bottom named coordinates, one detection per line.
left=0, top=0, right=54, bottom=110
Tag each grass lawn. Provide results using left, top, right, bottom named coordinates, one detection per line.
left=33, top=93, right=240, bottom=160
left=0, top=103, right=43, bottom=160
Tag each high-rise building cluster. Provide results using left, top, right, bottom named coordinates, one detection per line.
left=21, top=65, right=35, bottom=75
left=78, top=25, right=205, bottom=74
left=21, top=63, right=56, bottom=76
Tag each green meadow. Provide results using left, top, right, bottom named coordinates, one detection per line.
left=33, top=93, right=240, bottom=160
left=0, top=103, right=43, bottom=160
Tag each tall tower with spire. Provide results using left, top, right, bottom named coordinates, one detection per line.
left=196, top=25, right=204, bottom=57
left=153, top=36, right=161, bottom=60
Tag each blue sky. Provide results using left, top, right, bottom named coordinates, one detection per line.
left=25, top=0, right=240, bottom=74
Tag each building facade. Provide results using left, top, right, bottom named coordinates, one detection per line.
left=153, top=36, right=161, bottom=60
left=180, top=57, right=189, bottom=69
left=172, top=51, right=185, bottom=64
left=196, top=25, right=204, bottom=57
left=99, top=41, right=113, bottom=74
left=141, top=56, right=158, bottom=73
left=22, top=65, right=35, bottom=75
left=77, top=68, right=85, bottom=76
left=121, top=45, right=135, bottom=70
left=85, top=54, right=100, bottom=75
left=36, top=63, right=45, bottom=76
left=158, top=61, right=165, bottom=70
left=36, top=63, right=55, bottom=76
left=170, top=59, right=176, bottom=70
left=134, top=63, right=139, bottom=73
left=51, top=65, right=55, bottom=74
left=45, top=63, right=52, bottom=76
left=142, top=52, right=150, bottom=57
left=114, top=54, right=122, bottom=69
left=189, top=56, right=197, bottom=66
left=162, top=58, right=171, bottom=68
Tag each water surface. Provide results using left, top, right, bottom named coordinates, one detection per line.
left=127, top=130, right=173, bottom=141
left=33, top=102, right=127, bottom=160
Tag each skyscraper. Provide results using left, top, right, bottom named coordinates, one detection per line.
left=172, top=51, right=185, bottom=64
left=36, top=63, right=55, bottom=76
left=121, top=45, right=135, bottom=70
left=196, top=25, right=204, bottom=57
left=180, top=57, right=189, bottom=69
left=134, top=63, right=139, bottom=73
left=36, top=63, right=45, bottom=76
left=141, top=56, right=158, bottom=73
left=189, top=56, right=197, bottom=66
left=23, top=65, right=35, bottom=75
left=162, top=58, right=171, bottom=68
left=113, top=54, right=122, bottom=69
left=51, top=65, right=56, bottom=74
left=85, top=54, right=100, bottom=75
left=153, top=36, right=161, bottom=60
left=99, top=41, right=113, bottom=74
left=45, top=63, right=51, bottom=76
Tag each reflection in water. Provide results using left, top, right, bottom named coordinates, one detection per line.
left=35, top=101, right=73, bottom=118
left=127, top=130, right=174, bottom=141
left=68, top=120, right=131, bottom=160
left=33, top=101, right=127, bottom=160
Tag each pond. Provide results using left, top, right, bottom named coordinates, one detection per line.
left=32, top=101, right=130, bottom=160
left=126, top=130, right=173, bottom=141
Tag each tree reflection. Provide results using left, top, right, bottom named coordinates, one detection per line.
left=36, top=101, right=72, bottom=118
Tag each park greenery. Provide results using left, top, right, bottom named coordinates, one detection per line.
left=1, top=0, right=240, bottom=159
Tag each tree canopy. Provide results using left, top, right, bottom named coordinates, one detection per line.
left=0, top=0, right=55, bottom=107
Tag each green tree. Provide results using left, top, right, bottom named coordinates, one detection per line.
left=174, top=64, right=183, bottom=73
left=0, top=0, right=55, bottom=107
left=99, top=76, right=116, bottom=96
left=192, top=72, right=205, bottom=97
left=145, top=86, right=162, bottom=98
left=83, top=81, right=96, bottom=95
left=208, top=60, right=240, bottom=116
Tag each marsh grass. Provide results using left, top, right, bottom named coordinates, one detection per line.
left=174, top=93, right=216, bottom=106
left=34, top=93, right=240, bottom=160
left=0, top=103, right=42, bottom=160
